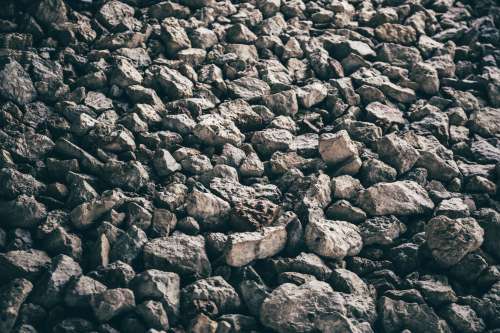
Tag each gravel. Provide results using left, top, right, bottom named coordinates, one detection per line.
left=0, top=0, right=499, bottom=332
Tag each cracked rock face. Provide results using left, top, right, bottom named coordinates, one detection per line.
left=0, top=0, right=499, bottom=332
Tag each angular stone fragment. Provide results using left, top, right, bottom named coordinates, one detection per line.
left=143, top=234, right=211, bottom=279
left=131, top=270, right=180, bottom=320
left=137, top=300, right=169, bottom=329
left=225, top=225, right=288, bottom=267
left=441, top=303, right=485, bottom=333
left=32, top=255, right=82, bottom=308
left=260, top=281, right=360, bottom=333
left=0, top=195, right=47, bottom=228
left=0, top=278, right=33, bottom=333
left=425, top=216, right=484, bottom=267
left=0, top=61, right=37, bottom=105
left=229, top=198, right=281, bottom=231
left=186, top=190, right=230, bottom=230
left=64, top=276, right=107, bottom=308
left=181, top=276, right=241, bottom=318
left=161, top=18, right=191, bottom=56
left=357, top=181, right=434, bottom=216
left=97, top=0, right=134, bottom=29
left=155, top=66, right=193, bottom=100
left=70, top=190, right=125, bottom=230
left=109, top=226, right=147, bottom=265
left=193, top=114, right=245, bottom=146
left=379, top=296, right=445, bottom=333
left=110, top=58, right=143, bottom=88
left=90, top=288, right=135, bottom=323
left=375, top=23, right=417, bottom=45
left=359, top=216, right=406, bottom=246
left=365, top=102, right=404, bottom=127
left=318, top=130, right=359, bottom=168
left=470, top=107, right=500, bottom=138
left=251, top=128, right=294, bottom=155
left=0, top=249, right=50, bottom=282
left=377, top=134, right=420, bottom=174
left=305, top=217, right=362, bottom=260
left=227, top=77, right=271, bottom=100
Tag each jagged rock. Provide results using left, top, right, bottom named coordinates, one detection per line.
left=181, top=276, right=241, bottom=318
left=359, top=216, right=407, bottom=246
left=377, top=134, right=420, bottom=174
left=357, top=181, right=434, bottom=216
left=0, top=195, right=47, bottom=228
left=131, top=270, right=180, bottom=320
left=90, top=288, right=135, bottom=323
left=0, top=278, right=33, bottom=333
left=425, top=216, right=484, bottom=267
left=143, top=234, right=211, bottom=279
left=193, top=114, right=245, bottom=146
left=70, top=190, right=125, bottom=230
left=186, top=190, right=231, bottom=230
left=305, top=217, right=362, bottom=260
left=225, top=225, right=288, bottom=267
left=0, top=61, right=37, bottom=105
left=64, top=276, right=107, bottom=308
left=0, top=249, right=50, bottom=282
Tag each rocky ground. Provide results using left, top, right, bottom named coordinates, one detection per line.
left=0, top=0, right=499, bottom=332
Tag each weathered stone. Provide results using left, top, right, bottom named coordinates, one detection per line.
left=359, top=216, right=406, bottom=246
left=425, top=216, right=484, bottom=267
left=0, top=278, right=33, bottom=333
left=143, top=234, right=211, bottom=279
left=90, top=288, right=135, bottom=323
left=225, top=225, right=288, bottom=267
left=0, top=61, right=37, bottom=105
left=0, top=249, right=50, bottom=282
left=357, top=181, right=434, bottom=216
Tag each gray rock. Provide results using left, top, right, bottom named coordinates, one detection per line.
left=225, top=225, right=288, bottom=267
left=227, top=77, right=271, bottom=100
left=412, top=62, right=440, bottom=95
left=359, top=216, right=407, bottom=246
left=260, top=281, right=366, bottom=333
left=70, top=190, right=125, bottom=230
left=425, top=216, right=484, bottom=267
left=440, top=303, right=485, bottom=333
left=193, top=114, right=245, bottom=146
left=161, top=18, right=191, bottom=57
left=379, top=296, right=446, bottom=333
left=109, top=226, right=148, bottom=264
left=357, top=181, right=434, bottom=216
left=181, top=276, right=241, bottom=318
left=305, top=217, right=362, bottom=260
left=97, top=0, right=134, bottom=29
left=0, top=249, right=50, bottom=282
left=0, top=195, right=47, bottom=228
left=31, top=255, right=82, bottom=308
left=110, top=58, right=143, bottom=88
left=470, top=107, right=500, bottom=138
left=252, top=128, right=294, bottom=155
left=377, top=134, right=420, bottom=174
left=365, top=102, right=404, bottom=127
left=0, top=61, right=37, bottom=105
left=90, top=288, right=135, bottom=323
left=136, top=300, right=169, bottom=330
left=0, top=168, right=45, bottom=199
left=131, top=269, right=180, bottom=321
left=64, top=276, right=107, bottom=308
left=143, top=234, right=211, bottom=279
left=0, top=278, right=33, bottom=333
left=319, top=130, right=359, bottom=174
left=186, top=190, right=230, bottom=230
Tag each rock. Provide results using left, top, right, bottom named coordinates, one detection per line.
left=161, top=18, right=191, bottom=57
left=375, top=23, right=417, bottom=45
left=412, top=62, right=440, bottom=95
left=331, top=175, right=363, bottom=200
left=425, top=216, right=484, bottom=267
left=130, top=269, right=180, bottom=321
left=90, top=288, right=135, bottom=323
left=136, top=300, right=169, bottom=330
left=186, top=190, right=230, bottom=230
left=260, top=281, right=363, bottom=333
left=155, top=66, right=193, bottom=100
left=31, top=255, right=82, bottom=308
left=470, top=107, right=500, bottom=138
left=225, top=225, right=288, bottom=267
left=440, top=303, right=485, bottom=333
left=0, top=249, right=50, bottom=282
left=143, top=234, right=211, bottom=279
left=359, top=216, right=406, bottom=246
left=153, top=149, right=181, bottom=176
left=227, top=77, right=271, bottom=100
left=0, top=278, right=33, bottom=333
left=251, top=129, right=294, bottom=155
left=305, top=217, right=362, bottom=260
left=0, top=195, right=47, bottom=228
left=377, top=134, right=420, bottom=174
left=193, top=114, right=245, bottom=146
left=262, top=90, right=299, bottom=116
left=70, top=190, right=125, bottom=230
left=64, top=276, right=107, bottom=308
left=378, top=296, right=445, bottom=333
left=319, top=130, right=360, bottom=174
left=181, top=276, right=241, bottom=318
left=109, top=225, right=148, bottom=265
left=415, top=277, right=457, bottom=306
left=297, top=82, right=328, bottom=108
left=97, top=0, right=134, bottom=29
left=229, top=198, right=281, bottom=231
left=357, top=181, right=434, bottom=216
left=110, top=58, right=143, bottom=88
left=102, top=160, right=150, bottom=191
left=0, top=61, right=37, bottom=105
left=365, top=102, right=405, bottom=128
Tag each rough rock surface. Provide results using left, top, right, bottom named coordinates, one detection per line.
left=0, top=0, right=499, bottom=331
